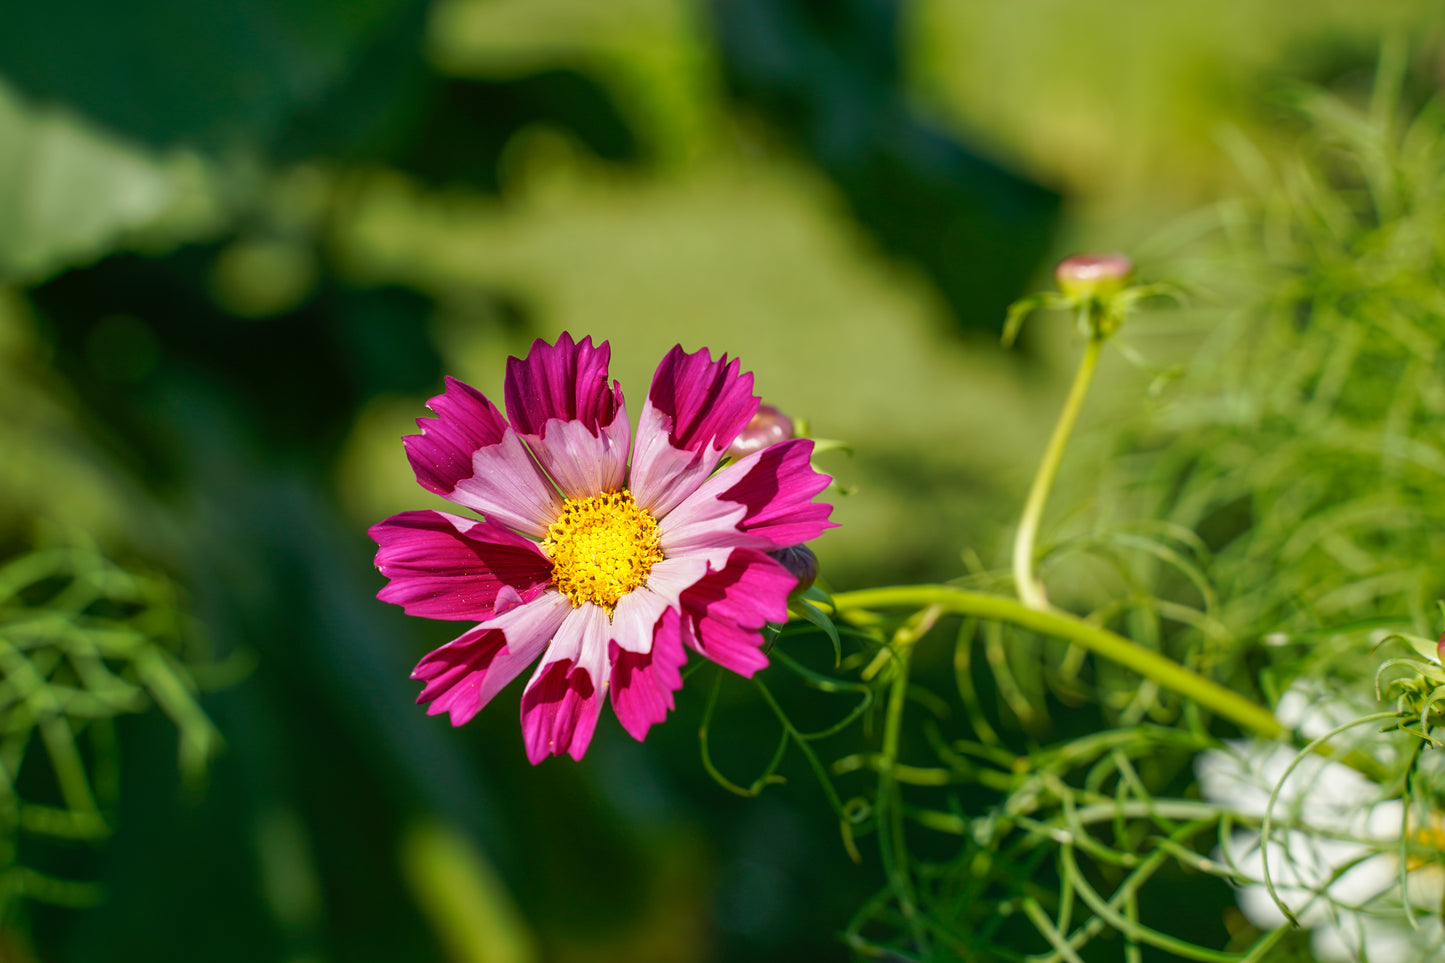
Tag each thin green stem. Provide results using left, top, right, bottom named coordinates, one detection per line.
left=834, top=584, right=1395, bottom=781
left=1259, top=711, right=1399, bottom=924
left=834, top=585, right=1283, bottom=741
left=1014, top=334, right=1104, bottom=610
left=877, top=620, right=926, bottom=952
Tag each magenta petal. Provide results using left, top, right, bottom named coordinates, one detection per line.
left=404, top=378, right=562, bottom=537
left=683, top=549, right=793, bottom=628
left=519, top=603, right=610, bottom=763
left=505, top=333, right=622, bottom=436
left=662, top=439, right=835, bottom=554
left=609, top=610, right=687, bottom=741
left=494, top=584, right=525, bottom=615
left=371, top=510, right=552, bottom=620
left=526, top=407, right=631, bottom=500
left=691, top=613, right=770, bottom=677
left=630, top=346, right=760, bottom=516
left=503, top=334, right=630, bottom=498
left=674, top=549, right=794, bottom=676
left=404, top=377, right=508, bottom=497
left=519, top=660, right=596, bottom=763
left=646, top=345, right=759, bottom=454
left=412, top=592, right=570, bottom=726
left=720, top=439, right=835, bottom=547
left=448, top=431, right=564, bottom=537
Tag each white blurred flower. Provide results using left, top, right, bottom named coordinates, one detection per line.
left=1197, top=682, right=1445, bottom=963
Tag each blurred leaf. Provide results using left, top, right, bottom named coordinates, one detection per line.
left=400, top=819, right=537, bottom=963
left=0, top=0, right=421, bottom=150
left=28, top=245, right=441, bottom=459
left=0, top=82, right=224, bottom=283
left=284, top=72, right=642, bottom=192
left=712, top=0, right=1060, bottom=335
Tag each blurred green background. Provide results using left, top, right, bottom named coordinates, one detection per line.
left=1, top=1, right=1443, bottom=961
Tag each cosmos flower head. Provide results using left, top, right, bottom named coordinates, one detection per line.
left=369, top=334, right=835, bottom=763
left=1198, top=681, right=1445, bottom=962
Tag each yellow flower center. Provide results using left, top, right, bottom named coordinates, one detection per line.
left=542, top=489, right=663, bottom=613
left=1408, top=818, right=1445, bottom=869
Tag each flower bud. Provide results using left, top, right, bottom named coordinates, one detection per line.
left=727, top=404, right=795, bottom=459
left=1436, top=630, right=1445, bottom=664
left=1054, top=252, right=1134, bottom=301
left=769, top=544, right=818, bottom=595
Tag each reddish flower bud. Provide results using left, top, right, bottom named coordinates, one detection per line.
left=1055, top=252, right=1134, bottom=300
left=1436, top=631, right=1445, bottom=664
left=727, top=404, right=795, bottom=459
left=769, top=544, right=818, bottom=594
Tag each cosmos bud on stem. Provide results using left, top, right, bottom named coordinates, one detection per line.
left=1054, top=252, right=1134, bottom=301
left=770, top=544, right=819, bottom=595
left=727, top=404, right=796, bottom=459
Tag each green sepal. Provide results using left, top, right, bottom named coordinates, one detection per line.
left=789, top=591, right=843, bottom=668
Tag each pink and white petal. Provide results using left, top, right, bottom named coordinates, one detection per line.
left=609, top=585, right=672, bottom=654
left=504, top=334, right=623, bottom=437
left=657, top=484, right=764, bottom=565
left=371, top=510, right=552, bottom=620
left=412, top=591, right=571, bottom=726
left=662, top=439, right=834, bottom=553
left=404, top=377, right=508, bottom=497
left=520, top=603, right=612, bottom=763
left=609, top=608, right=688, bottom=741
left=670, top=549, right=794, bottom=677
left=448, top=431, right=564, bottom=537
left=637, top=554, right=712, bottom=612
left=404, top=378, right=561, bottom=536
left=523, top=406, right=630, bottom=500
left=682, top=549, right=793, bottom=629
left=645, top=345, right=759, bottom=455
left=493, top=584, right=526, bottom=616
left=690, top=612, right=771, bottom=678
left=718, top=439, right=835, bottom=547
left=627, top=404, right=712, bottom=517
left=630, top=346, right=760, bottom=516
left=518, top=661, right=592, bottom=764
left=536, top=600, right=610, bottom=669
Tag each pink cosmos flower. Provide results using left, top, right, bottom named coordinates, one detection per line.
left=369, top=334, right=835, bottom=763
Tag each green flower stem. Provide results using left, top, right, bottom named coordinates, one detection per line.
left=1013, top=333, right=1104, bottom=610
left=875, top=611, right=934, bottom=951
left=832, top=584, right=1286, bottom=742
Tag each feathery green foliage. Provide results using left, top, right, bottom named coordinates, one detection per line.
left=725, top=52, right=1445, bottom=961
left=0, top=545, right=218, bottom=926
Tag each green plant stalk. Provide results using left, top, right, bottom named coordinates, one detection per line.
left=833, top=585, right=1285, bottom=741
left=1013, top=333, right=1104, bottom=610
left=877, top=620, right=927, bottom=950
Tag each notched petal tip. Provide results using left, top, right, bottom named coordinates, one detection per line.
left=411, top=594, right=572, bottom=730
left=667, top=549, right=793, bottom=678
left=404, top=378, right=509, bottom=497
left=647, top=345, right=759, bottom=455
left=608, top=617, right=688, bottom=742
left=505, top=332, right=620, bottom=437
left=520, top=658, right=602, bottom=764
left=630, top=345, right=762, bottom=516
left=722, top=438, right=837, bottom=548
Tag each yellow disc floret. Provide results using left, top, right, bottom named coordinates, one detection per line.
left=543, top=489, right=663, bottom=613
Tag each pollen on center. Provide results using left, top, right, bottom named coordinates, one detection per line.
left=542, top=489, right=663, bottom=614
